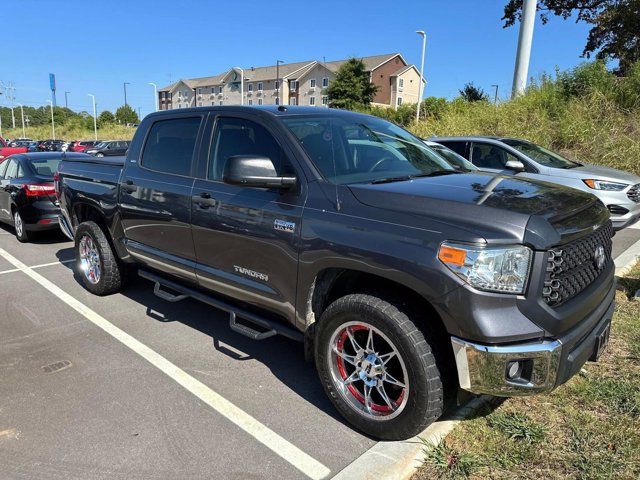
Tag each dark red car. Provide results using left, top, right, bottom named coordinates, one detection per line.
left=0, top=137, right=28, bottom=160
left=70, top=140, right=99, bottom=153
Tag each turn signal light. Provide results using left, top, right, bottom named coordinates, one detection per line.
left=438, top=245, right=467, bottom=267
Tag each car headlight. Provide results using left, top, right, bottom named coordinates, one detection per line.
left=438, top=242, right=532, bottom=294
left=582, top=179, right=628, bottom=191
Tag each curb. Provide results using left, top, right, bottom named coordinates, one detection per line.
left=615, top=237, right=640, bottom=278
left=331, top=395, right=489, bottom=480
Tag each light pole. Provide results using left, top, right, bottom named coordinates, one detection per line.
left=512, top=0, right=538, bottom=98
left=88, top=94, right=97, bottom=140
left=64, top=91, right=70, bottom=108
left=232, top=67, right=244, bottom=105
left=415, top=30, right=427, bottom=122
left=124, top=82, right=130, bottom=106
left=491, top=84, right=499, bottom=104
left=46, top=100, right=55, bottom=140
left=18, top=104, right=25, bottom=138
left=276, top=60, right=284, bottom=105
left=148, top=82, right=158, bottom=111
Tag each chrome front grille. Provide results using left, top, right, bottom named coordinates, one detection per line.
left=542, top=221, right=613, bottom=307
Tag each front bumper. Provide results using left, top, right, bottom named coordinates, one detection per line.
left=451, top=296, right=615, bottom=396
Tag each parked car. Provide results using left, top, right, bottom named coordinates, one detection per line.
left=0, top=137, right=28, bottom=160
left=36, top=140, right=53, bottom=151
left=424, top=140, right=477, bottom=172
left=26, top=141, right=39, bottom=152
left=69, top=140, right=99, bottom=153
left=57, top=107, right=615, bottom=440
left=434, top=136, right=640, bottom=230
left=85, top=140, right=130, bottom=157
left=0, top=152, right=89, bottom=241
left=46, top=140, right=66, bottom=152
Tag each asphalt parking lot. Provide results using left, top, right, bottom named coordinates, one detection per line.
left=1, top=223, right=639, bottom=480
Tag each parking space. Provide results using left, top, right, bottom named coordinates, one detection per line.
left=1, top=224, right=639, bottom=480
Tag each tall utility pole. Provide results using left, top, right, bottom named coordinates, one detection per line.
left=491, top=84, right=499, bottom=104
left=46, top=100, right=55, bottom=140
left=88, top=94, right=97, bottom=140
left=0, top=90, right=3, bottom=137
left=415, top=31, right=427, bottom=121
left=123, top=82, right=130, bottom=106
left=65, top=91, right=70, bottom=108
left=1, top=82, right=17, bottom=129
left=276, top=60, right=284, bottom=105
left=18, top=104, right=25, bottom=138
left=511, top=0, right=538, bottom=98
left=148, top=82, right=158, bottom=111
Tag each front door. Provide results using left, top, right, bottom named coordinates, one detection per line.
left=0, top=159, right=15, bottom=220
left=119, top=114, right=205, bottom=283
left=191, top=114, right=306, bottom=323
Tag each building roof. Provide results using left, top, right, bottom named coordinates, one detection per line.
left=158, top=53, right=405, bottom=91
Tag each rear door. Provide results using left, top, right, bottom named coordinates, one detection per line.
left=190, top=113, right=306, bottom=322
left=119, top=113, right=206, bottom=283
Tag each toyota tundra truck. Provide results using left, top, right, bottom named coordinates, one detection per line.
left=55, top=106, right=615, bottom=440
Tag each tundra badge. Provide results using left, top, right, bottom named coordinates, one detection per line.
left=274, top=219, right=296, bottom=233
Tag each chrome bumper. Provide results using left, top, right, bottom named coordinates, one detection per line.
left=451, top=337, right=562, bottom=396
left=58, top=211, right=75, bottom=241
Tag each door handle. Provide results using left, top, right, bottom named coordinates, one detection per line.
left=121, top=179, right=137, bottom=193
left=193, top=192, right=215, bottom=208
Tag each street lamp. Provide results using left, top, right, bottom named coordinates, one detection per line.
left=123, top=82, right=130, bottom=106
left=491, top=85, right=499, bottom=104
left=46, top=100, right=55, bottom=140
left=17, top=104, right=25, bottom=138
left=64, top=91, right=71, bottom=108
left=415, top=30, right=427, bottom=122
left=148, top=82, right=158, bottom=111
left=232, top=67, right=244, bottom=105
left=87, top=94, right=97, bottom=140
left=276, top=60, right=284, bottom=105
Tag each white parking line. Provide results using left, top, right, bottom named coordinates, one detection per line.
left=0, top=247, right=330, bottom=480
left=0, top=259, right=75, bottom=275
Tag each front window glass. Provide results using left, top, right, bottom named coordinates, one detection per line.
left=431, top=145, right=477, bottom=171
left=282, top=114, right=454, bottom=185
left=502, top=140, right=579, bottom=169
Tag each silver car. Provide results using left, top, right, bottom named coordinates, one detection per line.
left=433, top=136, right=640, bottom=230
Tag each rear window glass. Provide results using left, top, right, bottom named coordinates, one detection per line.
left=141, top=117, right=201, bottom=176
left=28, top=158, right=61, bottom=177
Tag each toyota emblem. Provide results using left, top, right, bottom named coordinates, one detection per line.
left=594, top=245, right=606, bottom=270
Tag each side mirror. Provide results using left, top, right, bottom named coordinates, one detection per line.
left=223, top=155, right=296, bottom=189
left=505, top=160, right=525, bottom=172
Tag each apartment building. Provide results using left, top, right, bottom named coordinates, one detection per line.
left=158, top=53, right=423, bottom=110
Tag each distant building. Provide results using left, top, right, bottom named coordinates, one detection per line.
left=158, top=53, right=423, bottom=110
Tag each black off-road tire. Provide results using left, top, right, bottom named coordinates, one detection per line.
left=315, top=294, right=444, bottom=440
left=74, top=221, right=124, bottom=296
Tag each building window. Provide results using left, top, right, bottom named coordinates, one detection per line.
left=399, top=78, right=404, bottom=88
left=257, top=82, right=263, bottom=91
left=218, top=86, right=223, bottom=94
left=258, top=98, right=263, bottom=105
left=289, top=97, right=297, bottom=105
left=309, top=96, right=315, bottom=106
left=310, top=79, right=316, bottom=88
left=322, top=95, right=328, bottom=106
left=197, top=88, right=202, bottom=94
left=219, top=101, right=223, bottom=106
left=322, top=77, right=329, bottom=88
left=248, top=99, right=253, bottom=105
left=290, top=80, right=297, bottom=92
left=211, top=87, right=215, bottom=94
left=397, top=97, right=403, bottom=106
left=211, top=101, right=215, bottom=106
left=275, top=97, right=280, bottom=105
left=247, top=83, right=253, bottom=92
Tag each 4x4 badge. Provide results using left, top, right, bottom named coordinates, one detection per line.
left=274, top=219, right=295, bottom=233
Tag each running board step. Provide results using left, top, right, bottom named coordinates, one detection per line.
left=139, top=270, right=303, bottom=342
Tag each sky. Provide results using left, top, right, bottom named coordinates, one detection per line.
left=1, top=0, right=592, bottom=117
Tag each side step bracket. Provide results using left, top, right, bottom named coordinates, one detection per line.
left=139, top=269, right=303, bottom=343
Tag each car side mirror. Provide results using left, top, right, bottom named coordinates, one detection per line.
left=505, top=160, right=525, bottom=172
left=223, top=155, right=296, bottom=189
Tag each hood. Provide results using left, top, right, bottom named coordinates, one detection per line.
left=550, top=163, right=640, bottom=185
left=348, top=172, right=606, bottom=247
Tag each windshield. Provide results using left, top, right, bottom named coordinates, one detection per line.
left=502, top=140, right=579, bottom=169
left=430, top=144, right=477, bottom=171
left=282, top=115, right=454, bottom=184
left=28, top=158, right=61, bottom=178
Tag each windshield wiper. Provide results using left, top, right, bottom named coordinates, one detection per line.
left=370, top=175, right=413, bottom=184
left=412, top=170, right=462, bottom=177
left=369, top=170, right=461, bottom=184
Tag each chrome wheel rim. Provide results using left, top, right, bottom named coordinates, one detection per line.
left=14, top=212, right=23, bottom=238
left=78, top=235, right=101, bottom=284
left=328, top=321, right=409, bottom=421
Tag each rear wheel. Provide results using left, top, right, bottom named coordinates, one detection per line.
left=13, top=210, right=31, bottom=243
left=315, top=294, right=444, bottom=440
left=74, top=221, right=124, bottom=295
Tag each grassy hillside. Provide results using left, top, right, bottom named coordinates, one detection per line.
left=2, top=123, right=136, bottom=142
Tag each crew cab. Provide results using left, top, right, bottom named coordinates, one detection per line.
left=56, top=107, right=616, bottom=440
left=0, top=137, right=28, bottom=160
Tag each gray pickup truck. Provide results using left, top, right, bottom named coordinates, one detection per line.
left=56, top=106, right=615, bottom=440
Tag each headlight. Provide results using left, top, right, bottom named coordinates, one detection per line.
left=438, top=242, right=532, bottom=294
left=582, top=179, right=628, bottom=191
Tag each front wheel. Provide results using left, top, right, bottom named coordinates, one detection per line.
left=96, top=152, right=104, bottom=157
left=315, top=294, right=444, bottom=440
left=74, top=221, right=124, bottom=295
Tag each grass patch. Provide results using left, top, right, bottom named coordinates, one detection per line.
left=415, top=263, right=640, bottom=480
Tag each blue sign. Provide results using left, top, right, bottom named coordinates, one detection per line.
left=49, top=73, right=56, bottom=91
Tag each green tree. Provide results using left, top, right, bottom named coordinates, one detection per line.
left=503, top=0, right=640, bottom=75
left=327, top=58, right=378, bottom=109
left=459, top=83, right=489, bottom=102
left=98, top=110, right=115, bottom=127
left=115, top=105, right=139, bottom=125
